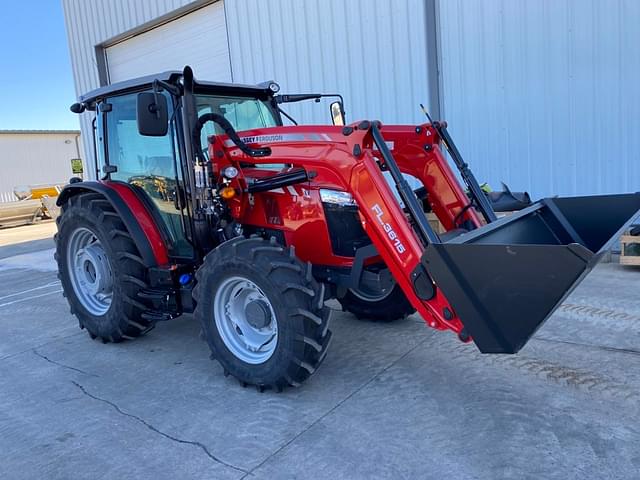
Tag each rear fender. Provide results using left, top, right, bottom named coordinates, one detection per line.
left=57, top=181, right=169, bottom=267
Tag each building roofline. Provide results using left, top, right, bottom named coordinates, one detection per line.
left=0, top=130, right=81, bottom=135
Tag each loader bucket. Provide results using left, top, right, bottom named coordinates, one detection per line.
left=422, top=193, right=640, bottom=354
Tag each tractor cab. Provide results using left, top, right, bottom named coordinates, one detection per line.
left=71, top=71, right=289, bottom=260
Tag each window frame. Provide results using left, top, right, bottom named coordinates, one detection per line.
left=98, top=89, right=196, bottom=261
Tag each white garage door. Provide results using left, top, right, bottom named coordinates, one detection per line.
left=105, top=2, right=231, bottom=84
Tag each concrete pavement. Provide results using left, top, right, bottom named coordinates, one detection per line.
left=0, top=223, right=639, bottom=479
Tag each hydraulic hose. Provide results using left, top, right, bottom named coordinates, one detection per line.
left=193, top=113, right=272, bottom=160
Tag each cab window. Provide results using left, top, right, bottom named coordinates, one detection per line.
left=195, top=94, right=284, bottom=171
left=102, top=91, right=193, bottom=259
left=195, top=95, right=278, bottom=152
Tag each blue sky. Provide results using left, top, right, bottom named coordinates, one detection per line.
left=0, top=1, right=78, bottom=130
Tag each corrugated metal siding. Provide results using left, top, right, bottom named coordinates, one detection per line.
left=438, top=0, right=640, bottom=199
left=61, top=0, right=206, bottom=179
left=0, top=133, right=79, bottom=201
left=0, top=192, right=15, bottom=203
left=225, top=0, right=434, bottom=126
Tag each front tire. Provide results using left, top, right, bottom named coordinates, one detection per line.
left=194, top=236, right=332, bottom=391
left=339, top=267, right=415, bottom=322
left=55, top=193, right=154, bottom=342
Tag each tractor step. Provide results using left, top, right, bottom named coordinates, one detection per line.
left=141, top=311, right=175, bottom=322
left=423, top=193, right=640, bottom=354
left=138, top=288, right=181, bottom=321
left=138, top=288, right=171, bottom=301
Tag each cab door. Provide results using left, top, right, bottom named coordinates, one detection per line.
left=97, top=90, right=194, bottom=259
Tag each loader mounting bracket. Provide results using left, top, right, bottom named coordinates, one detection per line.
left=410, top=264, right=435, bottom=300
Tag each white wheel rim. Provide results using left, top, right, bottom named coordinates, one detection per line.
left=213, top=276, right=278, bottom=364
left=66, top=227, right=113, bottom=316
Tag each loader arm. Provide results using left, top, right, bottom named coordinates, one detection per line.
left=348, top=141, right=467, bottom=335
left=352, top=123, right=640, bottom=352
left=365, top=124, right=484, bottom=232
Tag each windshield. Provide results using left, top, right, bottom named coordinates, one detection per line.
left=195, top=94, right=279, bottom=151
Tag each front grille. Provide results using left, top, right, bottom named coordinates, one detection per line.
left=322, top=203, right=371, bottom=257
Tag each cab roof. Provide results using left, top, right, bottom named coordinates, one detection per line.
left=79, top=70, right=277, bottom=106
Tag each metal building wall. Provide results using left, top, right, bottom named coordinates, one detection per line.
left=438, top=0, right=640, bottom=199
left=62, top=0, right=205, bottom=179
left=225, top=0, right=436, bottom=126
left=0, top=132, right=80, bottom=202
left=63, top=0, right=437, bottom=180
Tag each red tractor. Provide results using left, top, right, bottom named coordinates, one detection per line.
left=57, top=66, right=640, bottom=390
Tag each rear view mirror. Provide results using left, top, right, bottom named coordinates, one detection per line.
left=137, top=92, right=168, bottom=136
left=330, top=101, right=345, bottom=126
left=70, top=102, right=85, bottom=114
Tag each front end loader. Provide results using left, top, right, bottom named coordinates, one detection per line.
left=56, top=66, right=640, bottom=390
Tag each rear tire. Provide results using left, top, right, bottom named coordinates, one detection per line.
left=55, top=192, right=154, bottom=342
left=194, top=236, right=332, bottom=391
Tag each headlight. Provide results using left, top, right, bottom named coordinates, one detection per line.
left=319, top=189, right=357, bottom=207
left=268, top=82, right=280, bottom=93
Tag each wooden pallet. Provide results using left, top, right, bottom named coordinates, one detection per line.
left=425, top=211, right=517, bottom=236
left=620, top=235, right=640, bottom=266
left=426, top=213, right=446, bottom=234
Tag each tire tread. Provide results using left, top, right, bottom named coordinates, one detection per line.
left=194, top=236, right=331, bottom=391
left=55, top=192, right=154, bottom=342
